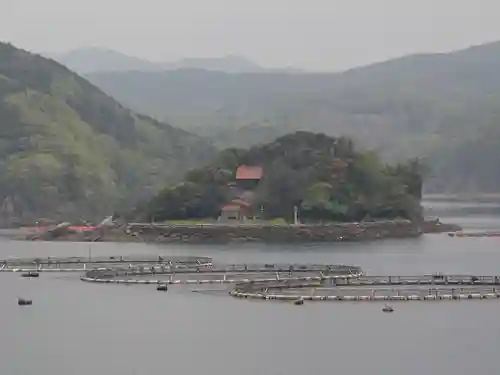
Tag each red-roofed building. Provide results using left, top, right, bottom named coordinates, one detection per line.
left=236, top=165, right=263, bottom=180
left=220, top=165, right=263, bottom=221
left=219, top=199, right=253, bottom=222
left=235, top=165, right=263, bottom=191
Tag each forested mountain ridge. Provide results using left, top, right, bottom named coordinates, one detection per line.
left=139, top=132, right=423, bottom=223
left=426, top=123, right=500, bottom=193
left=86, top=41, right=500, bottom=194
left=0, top=42, right=215, bottom=224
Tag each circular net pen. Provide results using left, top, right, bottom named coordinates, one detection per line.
left=0, top=255, right=213, bottom=272
left=81, top=264, right=364, bottom=285
left=230, top=275, right=500, bottom=302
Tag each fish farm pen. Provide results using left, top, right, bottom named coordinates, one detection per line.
left=4, top=255, right=500, bottom=303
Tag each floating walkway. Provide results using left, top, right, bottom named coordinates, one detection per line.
left=80, top=264, right=362, bottom=285
left=231, top=275, right=500, bottom=302
left=231, top=288, right=500, bottom=302
left=449, top=231, right=500, bottom=238
left=3, top=256, right=500, bottom=303
left=0, top=255, right=212, bottom=272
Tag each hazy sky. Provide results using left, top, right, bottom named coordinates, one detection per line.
left=3, top=0, right=500, bottom=71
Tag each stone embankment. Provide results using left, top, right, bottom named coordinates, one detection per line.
left=15, top=219, right=461, bottom=243
left=122, top=220, right=421, bottom=244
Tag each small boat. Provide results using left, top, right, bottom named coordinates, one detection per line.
left=382, top=304, right=394, bottom=313
left=18, top=298, right=32, bottom=306
left=21, top=272, right=39, bottom=278
left=293, top=297, right=304, bottom=305
left=156, top=284, right=168, bottom=291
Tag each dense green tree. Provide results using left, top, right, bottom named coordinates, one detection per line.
left=0, top=42, right=216, bottom=225
left=141, top=132, right=424, bottom=223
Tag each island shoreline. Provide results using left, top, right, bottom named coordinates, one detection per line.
left=4, top=219, right=461, bottom=244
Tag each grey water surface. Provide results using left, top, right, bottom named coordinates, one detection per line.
left=2, top=211, right=500, bottom=375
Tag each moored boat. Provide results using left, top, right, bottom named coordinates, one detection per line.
left=21, top=272, right=39, bottom=278
left=18, top=298, right=32, bottom=306
left=293, top=297, right=304, bottom=305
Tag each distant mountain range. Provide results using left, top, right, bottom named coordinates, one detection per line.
left=47, top=47, right=305, bottom=74
left=81, top=41, right=500, bottom=194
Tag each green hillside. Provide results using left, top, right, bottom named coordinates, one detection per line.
left=425, top=122, right=500, bottom=193
left=86, top=42, right=500, bottom=193
left=0, top=42, right=215, bottom=225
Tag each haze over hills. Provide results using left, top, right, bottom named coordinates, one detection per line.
left=0, top=42, right=215, bottom=224
left=2, top=37, right=499, bottom=226
left=83, top=41, right=500, bottom=194
left=48, top=47, right=305, bottom=74
left=46, top=48, right=162, bottom=74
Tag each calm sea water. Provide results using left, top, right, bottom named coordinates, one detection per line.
left=3, top=209, right=500, bottom=375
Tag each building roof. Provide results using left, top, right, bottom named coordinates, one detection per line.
left=221, top=204, right=241, bottom=211
left=230, top=198, right=251, bottom=208
left=221, top=199, right=252, bottom=211
left=236, top=165, right=263, bottom=180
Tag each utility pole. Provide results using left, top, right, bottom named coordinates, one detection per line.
left=293, top=206, right=299, bottom=225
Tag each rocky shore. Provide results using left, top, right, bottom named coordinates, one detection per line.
left=421, top=218, right=462, bottom=233
left=1, top=218, right=461, bottom=244
left=122, top=220, right=421, bottom=244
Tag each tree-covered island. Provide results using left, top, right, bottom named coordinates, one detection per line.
left=137, top=131, right=424, bottom=224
